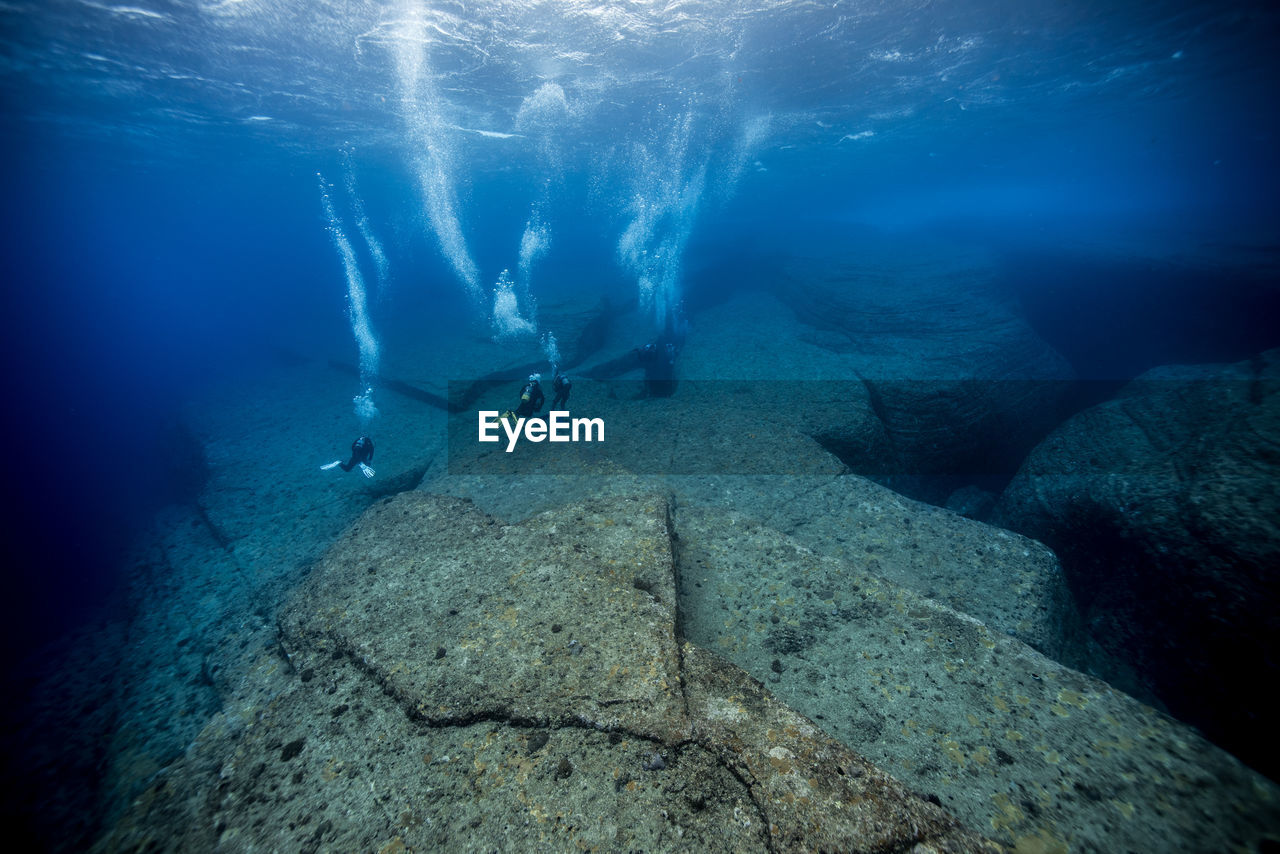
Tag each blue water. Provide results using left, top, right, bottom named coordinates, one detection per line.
left=1, top=0, right=1278, bottom=846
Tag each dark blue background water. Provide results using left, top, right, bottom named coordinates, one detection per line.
left=2, top=0, right=1278, bottom=670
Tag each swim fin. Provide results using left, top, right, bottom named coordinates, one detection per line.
left=320, top=460, right=342, bottom=471
left=359, top=462, right=375, bottom=478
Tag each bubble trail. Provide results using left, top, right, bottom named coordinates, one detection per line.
left=541, top=331, right=560, bottom=373
left=616, top=111, right=708, bottom=329
left=342, top=148, right=389, bottom=298
left=392, top=2, right=481, bottom=303
left=491, top=268, right=535, bottom=339
left=319, top=172, right=381, bottom=425
left=518, top=213, right=551, bottom=289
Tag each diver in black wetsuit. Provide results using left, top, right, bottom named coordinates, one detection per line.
left=515, top=374, right=545, bottom=418
left=550, top=371, right=572, bottom=409
left=321, top=436, right=375, bottom=478
left=636, top=337, right=678, bottom=397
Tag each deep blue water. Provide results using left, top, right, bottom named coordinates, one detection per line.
left=3, top=0, right=1279, bottom=658
left=1, top=0, right=1277, bottom=654
left=1, top=1, right=1278, bottom=842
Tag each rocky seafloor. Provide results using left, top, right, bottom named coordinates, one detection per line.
left=7, top=232, right=1279, bottom=853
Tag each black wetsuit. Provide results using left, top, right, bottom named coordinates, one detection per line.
left=637, top=339, right=677, bottom=397
left=551, top=374, right=571, bottom=409
left=340, top=436, right=374, bottom=472
left=515, top=380, right=544, bottom=418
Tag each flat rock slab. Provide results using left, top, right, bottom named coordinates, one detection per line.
left=670, top=476, right=1081, bottom=663
left=281, top=492, right=690, bottom=744
left=433, top=472, right=1079, bottom=664
left=99, top=492, right=994, bottom=853
left=675, top=504, right=1280, bottom=854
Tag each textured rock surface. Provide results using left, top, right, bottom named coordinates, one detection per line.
left=672, top=476, right=1082, bottom=665
left=434, top=471, right=1081, bottom=665
left=96, top=492, right=996, bottom=853
left=675, top=504, right=1280, bottom=854
left=283, top=493, right=690, bottom=744
left=995, top=349, right=1280, bottom=777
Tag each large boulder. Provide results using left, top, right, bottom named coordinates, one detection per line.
left=994, top=349, right=1280, bottom=777
left=675, top=503, right=1280, bottom=854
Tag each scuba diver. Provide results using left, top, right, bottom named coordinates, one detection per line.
left=632, top=306, right=687, bottom=397
left=550, top=370, right=572, bottom=409
left=321, top=436, right=375, bottom=478
left=636, top=336, right=679, bottom=397
left=515, top=373, right=545, bottom=418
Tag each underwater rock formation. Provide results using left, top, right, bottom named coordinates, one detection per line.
left=670, top=475, right=1082, bottom=666
left=770, top=236, right=1073, bottom=497
left=98, top=493, right=996, bottom=853
left=95, top=490, right=1280, bottom=853
left=995, top=348, right=1280, bottom=778
left=435, top=467, right=1080, bottom=669
left=675, top=502, right=1280, bottom=854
